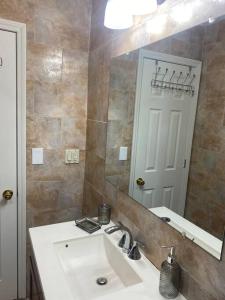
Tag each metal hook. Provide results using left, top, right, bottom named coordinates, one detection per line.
left=155, top=67, right=161, bottom=82
left=189, top=74, right=196, bottom=86
left=170, top=70, right=176, bottom=82
left=183, top=72, right=190, bottom=84
left=176, top=72, right=183, bottom=90
left=162, top=68, right=168, bottom=81
left=177, top=72, right=183, bottom=83
left=154, top=60, right=160, bottom=81
left=161, top=68, right=168, bottom=88
left=169, top=70, right=176, bottom=90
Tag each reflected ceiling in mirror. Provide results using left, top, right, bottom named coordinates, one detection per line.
left=105, top=17, right=225, bottom=259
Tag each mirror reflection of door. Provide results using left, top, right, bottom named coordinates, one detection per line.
left=129, top=50, right=202, bottom=216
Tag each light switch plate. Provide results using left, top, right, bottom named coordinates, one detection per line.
left=65, top=149, right=80, bottom=164
left=119, top=146, right=128, bottom=161
left=32, top=148, right=44, bottom=165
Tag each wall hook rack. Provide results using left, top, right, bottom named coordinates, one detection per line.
left=151, top=62, right=196, bottom=96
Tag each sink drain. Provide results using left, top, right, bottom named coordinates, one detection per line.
left=96, top=277, right=108, bottom=286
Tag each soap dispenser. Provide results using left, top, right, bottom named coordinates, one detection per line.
left=159, top=246, right=181, bottom=299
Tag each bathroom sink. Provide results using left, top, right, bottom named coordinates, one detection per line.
left=54, top=234, right=142, bottom=300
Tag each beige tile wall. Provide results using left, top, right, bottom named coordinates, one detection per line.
left=84, top=1, right=225, bottom=299
left=186, top=19, right=225, bottom=240
left=0, top=0, right=91, bottom=227
left=105, top=52, right=138, bottom=194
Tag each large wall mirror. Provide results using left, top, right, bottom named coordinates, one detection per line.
left=105, top=17, right=225, bottom=260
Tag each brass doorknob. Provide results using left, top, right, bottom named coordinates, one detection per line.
left=3, top=190, right=13, bottom=200
left=136, top=178, right=145, bottom=186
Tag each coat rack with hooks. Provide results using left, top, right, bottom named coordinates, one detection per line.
left=151, top=60, right=196, bottom=96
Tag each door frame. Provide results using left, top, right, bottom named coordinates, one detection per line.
left=0, top=18, right=26, bottom=298
left=129, top=49, right=202, bottom=214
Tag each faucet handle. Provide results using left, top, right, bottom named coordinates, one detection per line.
left=116, top=221, right=129, bottom=248
left=128, top=241, right=141, bottom=260
left=118, top=233, right=126, bottom=248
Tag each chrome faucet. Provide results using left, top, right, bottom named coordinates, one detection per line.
left=104, top=221, right=134, bottom=254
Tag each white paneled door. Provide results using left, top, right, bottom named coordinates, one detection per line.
left=130, top=50, right=201, bottom=216
left=0, top=29, right=18, bottom=299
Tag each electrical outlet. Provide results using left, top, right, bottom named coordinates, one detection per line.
left=65, top=149, right=80, bottom=164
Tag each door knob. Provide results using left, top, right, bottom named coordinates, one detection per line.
left=2, top=190, right=13, bottom=200
left=136, top=178, right=145, bottom=186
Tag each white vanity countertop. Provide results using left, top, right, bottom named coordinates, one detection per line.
left=29, top=221, right=186, bottom=300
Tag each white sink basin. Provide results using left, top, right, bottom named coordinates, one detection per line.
left=54, top=234, right=142, bottom=300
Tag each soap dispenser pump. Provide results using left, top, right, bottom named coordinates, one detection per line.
left=159, top=246, right=181, bottom=299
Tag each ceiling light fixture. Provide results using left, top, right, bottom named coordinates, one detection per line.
left=171, top=4, right=193, bottom=23
left=104, top=0, right=167, bottom=30
left=104, top=0, right=133, bottom=30
left=130, top=0, right=158, bottom=16
left=146, top=14, right=167, bottom=34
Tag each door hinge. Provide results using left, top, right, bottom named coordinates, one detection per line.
left=183, top=159, right=187, bottom=168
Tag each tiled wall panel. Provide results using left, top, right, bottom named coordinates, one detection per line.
left=0, top=0, right=92, bottom=227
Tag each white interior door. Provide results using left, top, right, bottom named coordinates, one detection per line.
left=130, top=50, right=201, bottom=215
left=0, top=29, right=17, bottom=299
